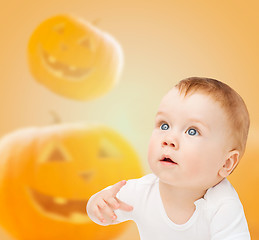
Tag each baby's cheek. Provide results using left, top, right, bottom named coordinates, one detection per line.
left=186, top=162, right=204, bottom=177
left=183, top=154, right=205, bottom=177
left=147, top=136, right=156, bottom=154
left=147, top=144, right=155, bottom=162
left=185, top=155, right=217, bottom=183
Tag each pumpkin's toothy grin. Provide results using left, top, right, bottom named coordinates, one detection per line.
left=29, top=188, right=91, bottom=223
left=40, top=47, right=93, bottom=80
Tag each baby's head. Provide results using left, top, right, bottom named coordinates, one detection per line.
left=175, top=77, right=250, bottom=160
left=148, top=77, right=250, bottom=190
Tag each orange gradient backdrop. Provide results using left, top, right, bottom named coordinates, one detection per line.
left=1, top=0, right=259, bottom=239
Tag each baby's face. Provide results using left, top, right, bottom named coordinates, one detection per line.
left=148, top=87, right=232, bottom=190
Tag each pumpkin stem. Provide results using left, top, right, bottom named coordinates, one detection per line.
left=92, top=18, right=101, bottom=26
left=49, top=110, right=62, bottom=124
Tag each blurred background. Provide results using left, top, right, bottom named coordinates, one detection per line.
left=0, top=0, right=259, bottom=239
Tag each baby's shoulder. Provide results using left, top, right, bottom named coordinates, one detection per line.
left=119, top=173, right=158, bottom=196
left=116, top=174, right=158, bottom=202
left=202, top=179, right=249, bottom=236
left=203, top=178, right=242, bottom=210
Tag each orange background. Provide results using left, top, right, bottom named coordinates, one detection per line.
left=1, top=0, right=259, bottom=239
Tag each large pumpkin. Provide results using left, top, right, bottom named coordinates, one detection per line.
left=27, top=15, right=123, bottom=100
left=228, top=133, right=259, bottom=239
left=0, top=123, right=143, bottom=240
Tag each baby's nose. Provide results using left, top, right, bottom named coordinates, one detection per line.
left=162, top=141, right=176, bottom=148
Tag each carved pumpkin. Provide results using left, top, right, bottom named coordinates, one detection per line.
left=228, top=138, right=259, bottom=239
left=27, top=15, right=123, bottom=100
left=0, top=123, right=143, bottom=240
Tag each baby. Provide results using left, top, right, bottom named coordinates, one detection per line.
left=87, top=77, right=251, bottom=239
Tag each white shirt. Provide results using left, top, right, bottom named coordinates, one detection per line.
left=88, top=174, right=250, bottom=240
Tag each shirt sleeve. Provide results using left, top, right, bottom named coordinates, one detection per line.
left=210, top=199, right=251, bottom=240
left=112, top=179, right=137, bottom=224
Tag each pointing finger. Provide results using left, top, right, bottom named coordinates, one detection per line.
left=110, top=180, right=127, bottom=196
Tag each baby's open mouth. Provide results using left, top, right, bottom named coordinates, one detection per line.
left=160, top=157, right=177, bottom=165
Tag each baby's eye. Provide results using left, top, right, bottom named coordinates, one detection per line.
left=160, top=123, right=169, bottom=130
left=186, top=128, right=199, bottom=136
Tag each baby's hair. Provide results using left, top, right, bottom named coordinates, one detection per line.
left=175, top=77, right=250, bottom=160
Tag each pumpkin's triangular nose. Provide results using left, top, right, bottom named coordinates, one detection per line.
left=79, top=171, right=94, bottom=181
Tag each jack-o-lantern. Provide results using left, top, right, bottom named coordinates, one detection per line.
left=27, top=15, right=123, bottom=101
left=228, top=137, right=259, bottom=239
left=0, top=123, right=143, bottom=240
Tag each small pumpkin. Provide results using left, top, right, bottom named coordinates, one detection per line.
left=0, top=123, right=143, bottom=240
left=27, top=15, right=123, bottom=100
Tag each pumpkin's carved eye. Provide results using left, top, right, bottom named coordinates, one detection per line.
left=40, top=143, right=71, bottom=163
left=47, top=147, right=68, bottom=162
left=99, top=138, right=121, bottom=159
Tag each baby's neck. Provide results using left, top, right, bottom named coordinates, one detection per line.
left=159, top=180, right=207, bottom=224
left=159, top=180, right=206, bottom=205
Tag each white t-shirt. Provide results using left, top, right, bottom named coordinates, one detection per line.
left=88, top=174, right=250, bottom=240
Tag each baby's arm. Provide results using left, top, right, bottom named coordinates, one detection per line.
left=86, top=180, right=133, bottom=225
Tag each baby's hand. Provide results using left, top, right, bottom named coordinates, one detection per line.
left=87, top=180, right=133, bottom=224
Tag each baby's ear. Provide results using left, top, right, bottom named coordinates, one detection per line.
left=219, top=150, right=239, bottom=178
